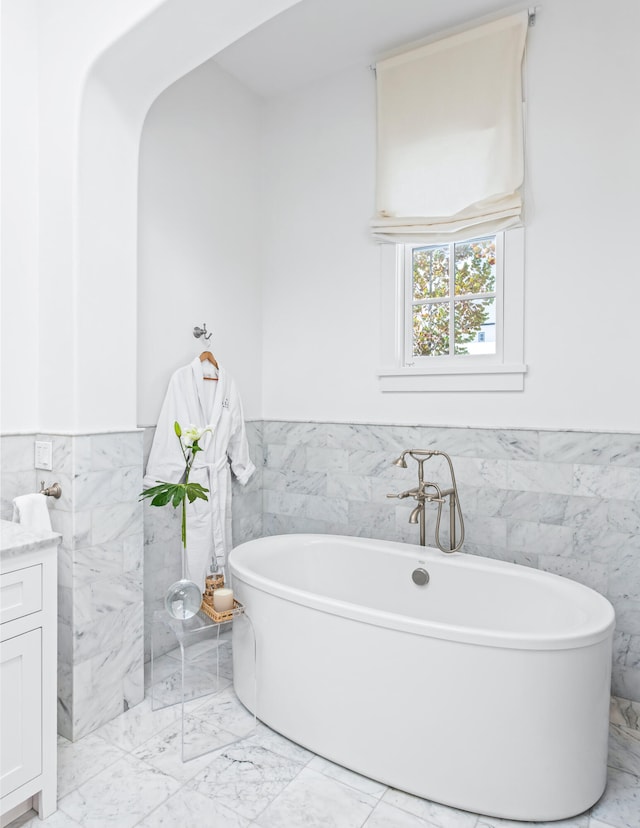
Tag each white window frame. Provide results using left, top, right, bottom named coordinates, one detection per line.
left=378, top=227, right=526, bottom=392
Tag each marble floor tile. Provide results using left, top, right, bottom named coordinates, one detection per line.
left=307, top=754, right=387, bottom=798
left=609, top=697, right=640, bottom=731
left=56, top=732, right=127, bottom=797
left=608, top=723, right=640, bottom=777
left=188, top=684, right=256, bottom=738
left=93, top=696, right=181, bottom=751
left=382, top=788, right=479, bottom=828
left=57, top=754, right=180, bottom=828
left=364, top=800, right=449, bottom=827
left=253, top=766, right=378, bottom=828
left=187, top=741, right=307, bottom=820
left=588, top=767, right=640, bottom=828
left=477, top=812, right=589, bottom=827
left=132, top=714, right=244, bottom=782
left=589, top=820, right=628, bottom=828
left=7, top=694, right=640, bottom=828
left=248, top=721, right=316, bottom=765
left=138, top=786, right=251, bottom=827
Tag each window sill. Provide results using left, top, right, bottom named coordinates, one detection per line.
left=377, top=364, right=527, bottom=392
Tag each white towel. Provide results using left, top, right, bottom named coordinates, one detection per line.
left=12, top=493, right=52, bottom=532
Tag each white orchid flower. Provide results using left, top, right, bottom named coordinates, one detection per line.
left=182, top=424, right=213, bottom=448
left=182, top=424, right=200, bottom=447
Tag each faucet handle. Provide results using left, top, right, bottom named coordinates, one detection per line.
left=387, top=488, right=418, bottom=500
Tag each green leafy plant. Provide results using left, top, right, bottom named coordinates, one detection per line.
left=139, top=422, right=210, bottom=548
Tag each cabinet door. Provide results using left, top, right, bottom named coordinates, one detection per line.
left=1, top=628, right=42, bottom=796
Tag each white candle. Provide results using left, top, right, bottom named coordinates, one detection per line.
left=213, top=588, right=234, bottom=612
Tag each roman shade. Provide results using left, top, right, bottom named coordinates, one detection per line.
left=372, top=11, right=528, bottom=243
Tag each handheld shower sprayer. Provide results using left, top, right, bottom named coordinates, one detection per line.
left=391, top=449, right=441, bottom=468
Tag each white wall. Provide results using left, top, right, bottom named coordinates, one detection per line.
left=1, top=0, right=172, bottom=432
left=137, top=61, right=263, bottom=424
left=261, top=65, right=379, bottom=424
left=260, top=0, right=640, bottom=431
left=5, top=0, right=638, bottom=435
left=1, top=0, right=39, bottom=431
left=0, top=0, right=299, bottom=434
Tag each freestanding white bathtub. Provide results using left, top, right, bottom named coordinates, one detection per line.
left=229, top=534, right=615, bottom=821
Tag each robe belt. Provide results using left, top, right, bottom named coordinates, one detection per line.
left=200, top=457, right=229, bottom=490
left=200, top=457, right=230, bottom=570
left=198, top=458, right=229, bottom=517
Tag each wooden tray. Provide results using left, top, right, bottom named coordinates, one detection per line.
left=199, top=598, right=244, bottom=623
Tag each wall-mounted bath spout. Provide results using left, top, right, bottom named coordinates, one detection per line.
left=387, top=450, right=465, bottom=553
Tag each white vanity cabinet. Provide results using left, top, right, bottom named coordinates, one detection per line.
left=1, top=521, right=59, bottom=824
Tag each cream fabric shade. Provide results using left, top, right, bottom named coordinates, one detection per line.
left=372, top=11, right=528, bottom=243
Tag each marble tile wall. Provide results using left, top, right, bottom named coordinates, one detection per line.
left=0, top=431, right=145, bottom=741
left=3, top=419, right=639, bottom=741
left=261, top=421, right=640, bottom=702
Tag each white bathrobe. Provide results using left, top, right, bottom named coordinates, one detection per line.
left=144, top=358, right=255, bottom=590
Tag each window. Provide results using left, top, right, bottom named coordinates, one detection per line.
left=406, top=235, right=498, bottom=361
left=372, top=13, right=529, bottom=392
left=378, top=228, right=526, bottom=392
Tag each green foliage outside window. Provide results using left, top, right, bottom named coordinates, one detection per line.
left=412, top=239, right=496, bottom=356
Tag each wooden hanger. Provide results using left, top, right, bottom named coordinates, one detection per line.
left=199, top=351, right=219, bottom=381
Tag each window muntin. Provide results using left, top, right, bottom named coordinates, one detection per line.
left=404, top=235, right=502, bottom=365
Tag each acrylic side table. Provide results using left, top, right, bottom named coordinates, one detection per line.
left=150, top=607, right=256, bottom=762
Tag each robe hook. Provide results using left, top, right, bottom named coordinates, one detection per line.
left=40, top=481, right=62, bottom=498
left=193, top=323, right=212, bottom=342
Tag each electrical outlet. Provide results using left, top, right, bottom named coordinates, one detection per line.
left=35, top=440, right=53, bottom=471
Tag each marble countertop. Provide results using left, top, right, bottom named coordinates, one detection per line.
left=0, top=518, right=61, bottom=560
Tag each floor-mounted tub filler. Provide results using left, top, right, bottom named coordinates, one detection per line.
left=230, top=534, right=615, bottom=822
